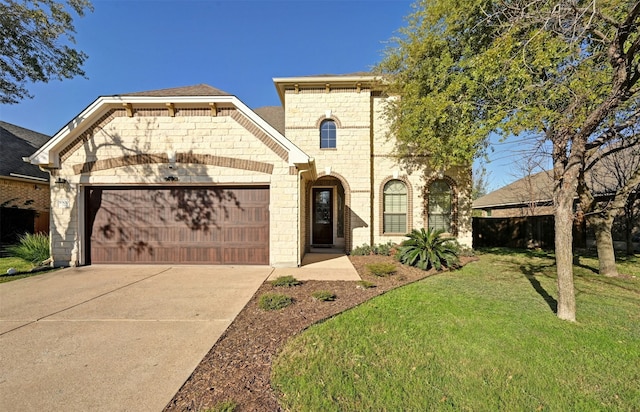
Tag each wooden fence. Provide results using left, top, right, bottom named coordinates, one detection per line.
left=472, top=215, right=586, bottom=249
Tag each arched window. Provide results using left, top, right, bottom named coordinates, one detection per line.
left=383, top=180, right=407, bottom=234
left=320, top=119, right=337, bottom=149
left=428, top=180, right=452, bottom=232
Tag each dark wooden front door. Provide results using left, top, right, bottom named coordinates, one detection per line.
left=86, top=186, right=269, bottom=264
left=312, top=188, right=333, bottom=245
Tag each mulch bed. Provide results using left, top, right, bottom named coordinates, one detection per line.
left=164, top=255, right=474, bottom=411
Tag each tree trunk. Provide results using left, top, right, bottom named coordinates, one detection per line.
left=554, top=193, right=577, bottom=322
left=589, top=214, right=619, bottom=277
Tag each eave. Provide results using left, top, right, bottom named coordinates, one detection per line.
left=272, top=74, right=380, bottom=105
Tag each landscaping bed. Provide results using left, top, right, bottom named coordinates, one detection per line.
left=164, top=255, right=472, bottom=411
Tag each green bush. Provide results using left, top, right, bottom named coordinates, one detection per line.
left=311, top=290, right=336, bottom=301
left=397, top=228, right=459, bottom=271
left=365, top=262, right=397, bottom=277
left=351, top=243, right=373, bottom=256
left=356, top=280, right=376, bottom=289
left=351, top=241, right=398, bottom=256
left=7, top=233, right=50, bottom=265
left=271, top=275, right=302, bottom=287
left=258, top=293, right=294, bottom=310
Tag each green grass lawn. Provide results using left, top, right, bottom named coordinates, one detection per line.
left=0, top=257, right=47, bottom=283
left=272, top=249, right=640, bottom=411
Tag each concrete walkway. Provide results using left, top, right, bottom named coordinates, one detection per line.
left=269, top=253, right=361, bottom=281
left=0, top=265, right=272, bottom=412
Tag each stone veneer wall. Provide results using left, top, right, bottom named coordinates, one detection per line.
left=51, top=108, right=300, bottom=267
left=284, top=88, right=373, bottom=249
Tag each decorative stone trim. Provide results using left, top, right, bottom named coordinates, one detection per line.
left=285, top=88, right=371, bottom=95
left=58, top=105, right=288, bottom=165
left=177, top=153, right=274, bottom=174
left=286, top=125, right=369, bottom=130
left=423, top=175, right=459, bottom=236
left=314, top=115, right=343, bottom=129
left=73, top=152, right=274, bottom=175
left=59, top=109, right=126, bottom=162
left=379, top=175, right=413, bottom=236
left=230, top=110, right=289, bottom=161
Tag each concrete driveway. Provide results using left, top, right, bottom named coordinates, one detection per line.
left=0, top=265, right=272, bottom=411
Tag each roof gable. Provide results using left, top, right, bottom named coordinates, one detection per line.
left=118, top=84, right=231, bottom=97
left=28, top=85, right=312, bottom=170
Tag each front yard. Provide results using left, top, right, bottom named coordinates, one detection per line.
left=272, top=249, right=639, bottom=411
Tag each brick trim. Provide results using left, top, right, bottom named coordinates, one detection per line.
left=59, top=109, right=126, bottom=162
left=286, top=125, right=369, bottom=130
left=59, top=105, right=288, bottom=166
left=73, top=152, right=274, bottom=175
left=230, top=110, right=289, bottom=162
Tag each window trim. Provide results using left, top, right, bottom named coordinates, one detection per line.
left=380, top=177, right=412, bottom=236
left=319, top=119, right=337, bottom=149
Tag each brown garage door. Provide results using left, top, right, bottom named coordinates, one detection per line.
left=86, top=186, right=269, bottom=264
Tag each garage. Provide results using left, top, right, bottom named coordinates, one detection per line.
left=85, top=186, right=270, bottom=264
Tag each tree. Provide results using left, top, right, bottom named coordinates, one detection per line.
left=377, top=0, right=640, bottom=321
left=579, top=128, right=640, bottom=276
left=0, top=0, right=93, bottom=104
left=472, top=163, right=491, bottom=200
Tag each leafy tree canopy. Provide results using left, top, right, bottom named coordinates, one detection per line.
left=0, top=0, right=93, bottom=104
left=377, top=0, right=639, bottom=170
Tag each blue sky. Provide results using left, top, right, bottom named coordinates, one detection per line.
left=0, top=0, right=546, bottom=191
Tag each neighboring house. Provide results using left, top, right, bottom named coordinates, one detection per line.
left=473, top=170, right=555, bottom=218
left=0, top=122, right=51, bottom=246
left=473, top=163, right=639, bottom=250
left=27, top=74, right=472, bottom=267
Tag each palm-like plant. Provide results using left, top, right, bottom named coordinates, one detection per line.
left=397, top=228, right=459, bottom=271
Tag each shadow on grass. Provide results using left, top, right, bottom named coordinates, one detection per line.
left=520, top=264, right=558, bottom=314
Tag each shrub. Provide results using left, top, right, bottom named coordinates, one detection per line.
left=202, top=400, right=237, bottom=412
left=372, top=241, right=398, bottom=256
left=7, top=233, right=50, bottom=265
left=258, top=293, right=294, bottom=310
left=356, top=280, right=376, bottom=289
left=311, top=290, right=336, bottom=301
left=365, top=262, right=397, bottom=277
left=351, top=243, right=373, bottom=256
left=397, top=228, right=459, bottom=271
left=271, top=275, right=302, bottom=287
left=351, top=241, right=398, bottom=256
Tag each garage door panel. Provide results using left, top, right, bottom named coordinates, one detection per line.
left=87, top=187, right=269, bottom=264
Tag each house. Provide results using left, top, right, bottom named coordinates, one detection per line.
left=473, top=161, right=639, bottom=250
left=27, top=74, right=472, bottom=267
left=0, top=122, right=50, bottom=247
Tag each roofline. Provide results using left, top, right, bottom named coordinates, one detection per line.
left=272, top=74, right=381, bottom=105
left=29, top=94, right=312, bottom=168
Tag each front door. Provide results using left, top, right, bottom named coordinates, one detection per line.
left=312, top=188, right=333, bottom=245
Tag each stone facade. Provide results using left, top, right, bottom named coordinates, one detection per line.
left=31, top=76, right=472, bottom=267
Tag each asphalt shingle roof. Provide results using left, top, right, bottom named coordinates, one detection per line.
left=118, top=84, right=232, bottom=97
left=0, top=121, right=50, bottom=180
left=253, top=106, right=285, bottom=134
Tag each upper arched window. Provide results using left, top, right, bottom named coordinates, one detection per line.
left=320, top=119, right=337, bottom=149
left=428, top=180, right=452, bottom=232
left=383, top=180, right=407, bottom=234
